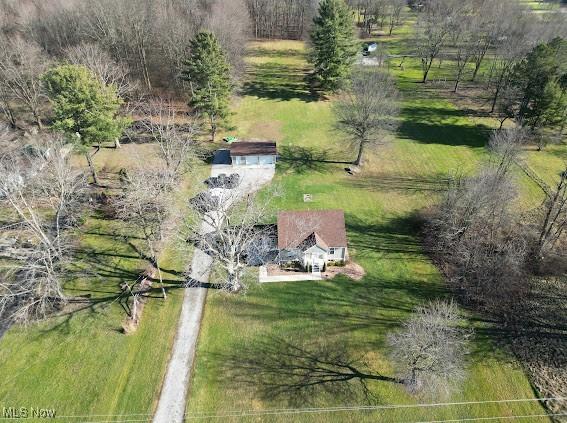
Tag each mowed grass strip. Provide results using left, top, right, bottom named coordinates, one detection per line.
left=187, top=40, right=549, bottom=422
left=0, top=150, right=208, bottom=420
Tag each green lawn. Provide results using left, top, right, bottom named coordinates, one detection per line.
left=1, top=12, right=563, bottom=421
left=187, top=40, right=552, bottom=422
left=0, top=150, right=208, bottom=421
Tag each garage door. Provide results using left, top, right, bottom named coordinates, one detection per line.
left=259, top=155, right=274, bottom=165
left=245, top=156, right=259, bottom=165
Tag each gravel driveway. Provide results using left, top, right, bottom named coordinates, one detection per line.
left=152, top=163, right=274, bottom=423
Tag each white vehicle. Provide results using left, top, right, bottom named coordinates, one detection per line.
left=363, top=42, right=378, bottom=56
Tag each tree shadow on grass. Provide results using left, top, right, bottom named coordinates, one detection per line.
left=218, top=336, right=401, bottom=406
left=52, top=223, right=190, bottom=329
left=70, top=244, right=184, bottom=291
left=346, top=213, right=426, bottom=259
left=397, top=105, right=491, bottom=148
left=345, top=173, right=452, bottom=194
left=247, top=47, right=308, bottom=60
left=543, top=145, right=567, bottom=163
left=243, top=62, right=318, bottom=102
left=230, top=278, right=445, bottom=344
left=278, top=145, right=352, bottom=174
left=223, top=214, right=447, bottom=341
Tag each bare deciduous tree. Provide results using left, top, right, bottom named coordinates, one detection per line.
left=64, top=43, right=137, bottom=98
left=535, top=165, right=567, bottom=260
left=388, top=300, right=471, bottom=397
left=0, top=37, right=49, bottom=129
left=141, top=99, right=202, bottom=180
left=4, top=0, right=250, bottom=91
left=185, top=188, right=274, bottom=292
left=468, top=0, right=514, bottom=82
left=414, top=0, right=463, bottom=83
left=487, top=9, right=538, bottom=113
left=493, top=84, right=522, bottom=130
left=0, top=136, right=85, bottom=324
left=246, top=0, right=315, bottom=40
left=114, top=166, right=176, bottom=299
left=334, top=67, right=399, bottom=166
left=0, top=86, right=17, bottom=129
left=488, top=126, right=528, bottom=175
left=385, top=0, right=405, bottom=36
left=449, top=4, right=477, bottom=93
left=426, top=129, right=530, bottom=314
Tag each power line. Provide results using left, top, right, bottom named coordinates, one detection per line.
left=2, top=397, right=564, bottom=421
left=69, top=412, right=567, bottom=423
left=416, top=413, right=567, bottom=423
left=182, top=397, right=567, bottom=418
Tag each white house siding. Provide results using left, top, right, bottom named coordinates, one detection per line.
left=279, top=246, right=347, bottom=268
left=303, top=245, right=328, bottom=268
left=327, top=247, right=346, bottom=261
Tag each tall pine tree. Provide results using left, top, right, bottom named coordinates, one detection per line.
left=43, top=64, right=130, bottom=184
left=181, top=32, right=232, bottom=141
left=309, top=0, right=358, bottom=92
left=509, top=37, right=567, bottom=143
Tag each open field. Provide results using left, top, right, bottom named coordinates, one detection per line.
left=0, top=146, right=208, bottom=420
left=187, top=39, right=555, bottom=422
left=0, top=5, right=564, bottom=421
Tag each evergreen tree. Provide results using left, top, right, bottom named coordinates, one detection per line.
left=309, top=0, right=358, bottom=92
left=181, top=32, right=232, bottom=142
left=43, top=64, right=130, bottom=184
left=509, top=37, right=567, bottom=145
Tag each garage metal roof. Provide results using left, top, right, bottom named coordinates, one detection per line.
left=229, top=141, right=277, bottom=156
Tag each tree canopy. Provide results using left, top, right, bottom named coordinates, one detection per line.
left=181, top=31, right=232, bottom=141
left=334, top=67, right=399, bottom=166
left=309, top=0, right=358, bottom=92
left=43, top=64, right=129, bottom=148
left=509, top=37, right=567, bottom=134
left=43, top=64, right=130, bottom=183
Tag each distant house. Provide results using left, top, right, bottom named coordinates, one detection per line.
left=277, top=210, right=348, bottom=273
left=229, top=141, right=277, bottom=167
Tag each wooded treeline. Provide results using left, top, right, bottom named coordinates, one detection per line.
left=406, top=0, right=567, bottom=147
left=0, top=0, right=249, bottom=91
left=246, top=0, right=318, bottom=39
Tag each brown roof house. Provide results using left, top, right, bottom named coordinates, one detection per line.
left=229, top=141, right=277, bottom=167
left=277, top=210, right=348, bottom=274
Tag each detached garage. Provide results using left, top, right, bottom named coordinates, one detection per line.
left=229, top=141, right=277, bottom=167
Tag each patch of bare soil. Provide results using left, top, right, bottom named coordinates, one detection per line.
left=322, top=262, right=366, bottom=281
left=251, top=121, right=283, bottom=141
left=445, top=85, right=495, bottom=117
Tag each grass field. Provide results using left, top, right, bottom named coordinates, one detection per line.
left=187, top=39, right=555, bottom=422
left=1, top=7, right=564, bottom=422
left=0, top=147, right=207, bottom=420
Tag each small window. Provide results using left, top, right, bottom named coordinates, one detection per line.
left=329, top=247, right=336, bottom=255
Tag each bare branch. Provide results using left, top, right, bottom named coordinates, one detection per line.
left=388, top=300, right=472, bottom=398
left=0, top=135, right=86, bottom=324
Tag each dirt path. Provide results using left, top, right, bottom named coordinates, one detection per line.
left=152, top=161, right=274, bottom=423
